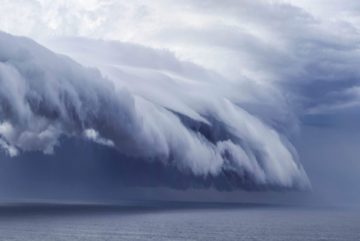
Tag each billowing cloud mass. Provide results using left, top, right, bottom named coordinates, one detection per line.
left=0, top=31, right=309, bottom=190
left=2, top=0, right=360, bottom=192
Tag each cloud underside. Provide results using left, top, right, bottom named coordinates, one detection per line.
left=0, top=32, right=309, bottom=190
left=3, top=0, right=360, bottom=192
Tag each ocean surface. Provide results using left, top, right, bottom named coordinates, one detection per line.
left=0, top=203, right=358, bottom=241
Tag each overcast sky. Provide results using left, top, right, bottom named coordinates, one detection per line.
left=0, top=0, right=359, bottom=206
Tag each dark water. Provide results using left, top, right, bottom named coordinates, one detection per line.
left=0, top=204, right=358, bottom=241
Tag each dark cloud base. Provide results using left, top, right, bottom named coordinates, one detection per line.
left=0, top=137, right=305, bottom=197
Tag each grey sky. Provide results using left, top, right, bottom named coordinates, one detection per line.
left=0, top=0, right=359, bottom=205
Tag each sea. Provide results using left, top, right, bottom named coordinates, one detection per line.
left=0, top=203, right=358, bottom=241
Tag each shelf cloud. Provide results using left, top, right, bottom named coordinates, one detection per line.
left=0, top=31, right=309, bottom=190
left=2, top=0, right=360, bottom=193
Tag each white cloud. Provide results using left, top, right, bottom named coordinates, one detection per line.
left=84, top=128, right=114, bottom=147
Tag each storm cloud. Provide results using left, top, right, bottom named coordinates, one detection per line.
left=0, top=31, right=309, bottom=190
left=1, top=0, right=360, bottom=195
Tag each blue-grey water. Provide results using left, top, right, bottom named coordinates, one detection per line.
left=0, top=204, right=358, bottom=241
